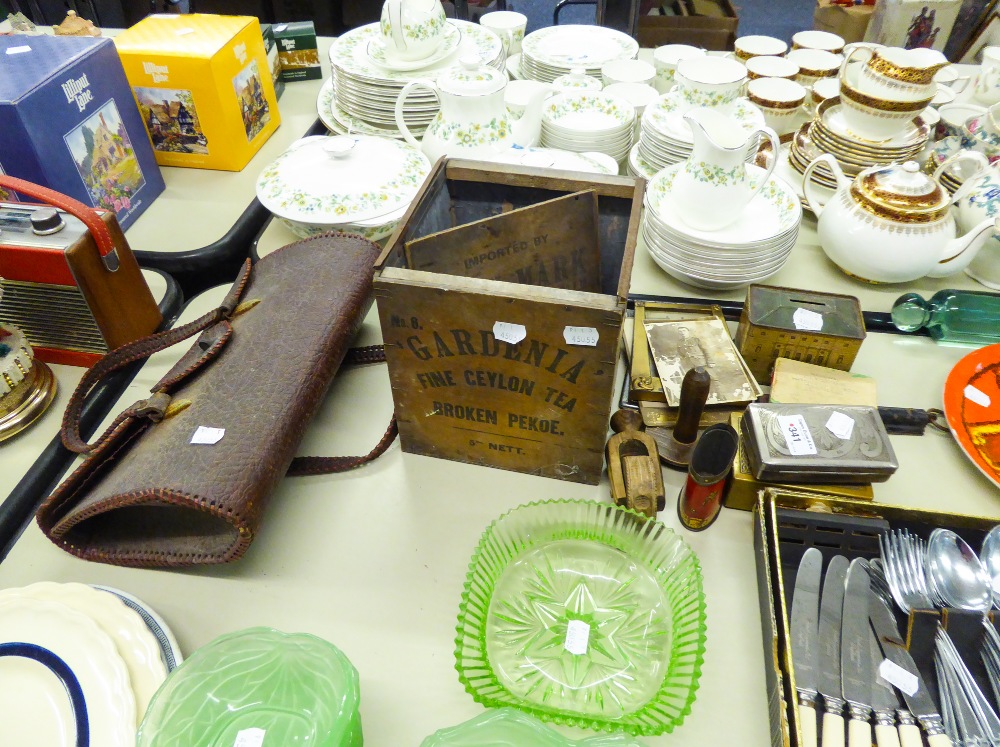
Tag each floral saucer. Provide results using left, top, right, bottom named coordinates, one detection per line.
left=365, top=23, right=462, bottom=72
left=646, top=163, right=800, bottom=245
left=642, top=90, right=764, bottom=145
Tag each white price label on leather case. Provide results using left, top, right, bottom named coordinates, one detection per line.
left=879, top=659, right=918, bottom=697
left=6, top=46, right=32, bottom=55
left=792, top=307, right=824, bottom=332
left=493, top=321, right=526, bottom=345
left=825, top=411, right=855, bottom=440
left=563, top=326, right=599, bottom=347
left=777, top=414, right=817, bottom=456
left=191, top=426, right=225, bottom=445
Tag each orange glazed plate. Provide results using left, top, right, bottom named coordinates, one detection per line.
left=943, top=343, right=1000, bottom=490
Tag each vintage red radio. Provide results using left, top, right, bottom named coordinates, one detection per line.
left=0, top=176, right=162, bottom=367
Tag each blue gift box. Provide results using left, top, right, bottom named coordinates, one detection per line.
left=0, top=35, right=164, bottom=231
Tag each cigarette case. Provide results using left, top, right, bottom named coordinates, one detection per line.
left=740, top=402, right=898, bottom=483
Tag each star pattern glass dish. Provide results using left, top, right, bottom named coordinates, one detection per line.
left=454, top=499, right=706, bottom=736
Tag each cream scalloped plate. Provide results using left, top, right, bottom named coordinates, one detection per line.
left=0, top=597, right=135, bottom=746
left=0, top=582, right=167, bottom=725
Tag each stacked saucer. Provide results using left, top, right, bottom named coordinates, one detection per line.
left=627, top=90, right=765, bottom=179
left=326, top=20, right=504, bottom=139
left=789, top=97, right=928, bottom=190
left=540, top=91, right=636, bottom=163
left=518, top=25, right=638, bottom=82
left=643, top=164, right=801, bottom=290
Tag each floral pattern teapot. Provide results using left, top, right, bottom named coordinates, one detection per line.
left=394, top=55, right=546, bottom=162
left=940, top=153, right=1000, bottom=287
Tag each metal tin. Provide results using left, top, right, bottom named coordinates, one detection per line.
left=735, top=284, right=866, bottom=382
left=740, top=403, right=898, bottom=483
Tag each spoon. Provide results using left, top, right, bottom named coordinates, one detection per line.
left=981, top=525, right=1000, bottom=609
left=926, top=528, right=993, bottom=611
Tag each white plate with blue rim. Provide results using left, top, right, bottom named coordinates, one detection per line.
left=0, top=596, right=135, bottom=746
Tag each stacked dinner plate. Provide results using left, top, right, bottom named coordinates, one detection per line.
left=325, top=19, right=504, bottom=139
left=643, top=164, right=801, bottom=290
left=627, top=90, right=765, bottom=179
left=540, top=91, right=636, bottom=164
left=518, top=24, right=638, bottom=83
left=789, top=97, right=929, bottom=191
left=0, top=582, right=181, bottom=746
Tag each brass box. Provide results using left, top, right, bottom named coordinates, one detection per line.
left=753, top=488, right=1000, bottom=747
left=723, top=413, right=874, bottom=511
left=735, top=285, right=866, bottom=384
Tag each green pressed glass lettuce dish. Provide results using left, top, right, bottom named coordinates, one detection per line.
left=454, top=500, right=706, bottom=736
left=137, top=627, right=362, bottom=747
left=421, top=708, right=650, bottom=746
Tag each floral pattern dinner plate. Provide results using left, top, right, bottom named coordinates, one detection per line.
left=521, top=24, right=638, bottom=70
left=642, top=91, right=765, bottom=145
left=329, top=20, right=501, bottom=84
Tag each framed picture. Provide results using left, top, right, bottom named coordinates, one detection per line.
left=947, top=0, right=996, bottom=58
left=960, top=6, right=1000, bottom=62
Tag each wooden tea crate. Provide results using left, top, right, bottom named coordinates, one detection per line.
left=374, top=159, right=643, bottom=485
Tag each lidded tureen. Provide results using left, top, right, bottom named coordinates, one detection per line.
left=804, top=155, right=1000, bottom=283
left=256, top=134, right=431, bottom=239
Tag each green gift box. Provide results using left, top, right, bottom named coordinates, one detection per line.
left=274, top=21, right=321, bottom=82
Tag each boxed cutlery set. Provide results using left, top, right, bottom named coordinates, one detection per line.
left=755, top=488, right=1000, bottom=747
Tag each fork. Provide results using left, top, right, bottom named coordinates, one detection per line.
left=880, top=530, right=936, bottom=612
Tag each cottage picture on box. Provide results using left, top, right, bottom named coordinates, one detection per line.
left=64, top=100, right=146, bottom=215
left=133, top=86, right=209, bottom=155
left=233, top=59, right=271, bottom=141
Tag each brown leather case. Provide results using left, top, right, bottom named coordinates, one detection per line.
left=37, top=233, right=388, bottom=567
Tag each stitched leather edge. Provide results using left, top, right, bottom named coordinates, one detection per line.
left=48, top=487, right=252, bottom=567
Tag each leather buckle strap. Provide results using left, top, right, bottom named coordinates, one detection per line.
left=61, top=261, right=254, bottom=455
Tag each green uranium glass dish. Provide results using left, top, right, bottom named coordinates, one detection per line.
left=421, top=708, right=650, bottom=746
left=454, top=500, right=707, bottom=736
left=137, top=627, right=362, bottom=747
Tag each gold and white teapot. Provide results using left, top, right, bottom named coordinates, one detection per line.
left=804, top=155, right=1000, bottom=283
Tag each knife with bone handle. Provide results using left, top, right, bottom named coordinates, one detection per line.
left=842, top=559, right=875, bottom=747
left=817, top=554, right=850, bottom=747
left=869, top=587, right=953, bottom=747
left=789, top=547, right=823, bottom=747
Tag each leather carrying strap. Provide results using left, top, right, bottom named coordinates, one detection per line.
left=61, top=259, right=396, bottom=475
left=0, top=175, right=117, bottom=259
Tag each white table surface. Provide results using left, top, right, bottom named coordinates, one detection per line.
left=0, top=263, right=996, bottom=747
left=2, top=39, right=1000, bottom=746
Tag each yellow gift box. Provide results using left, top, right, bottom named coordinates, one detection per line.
left=114, top=14, right=280, bottom=171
